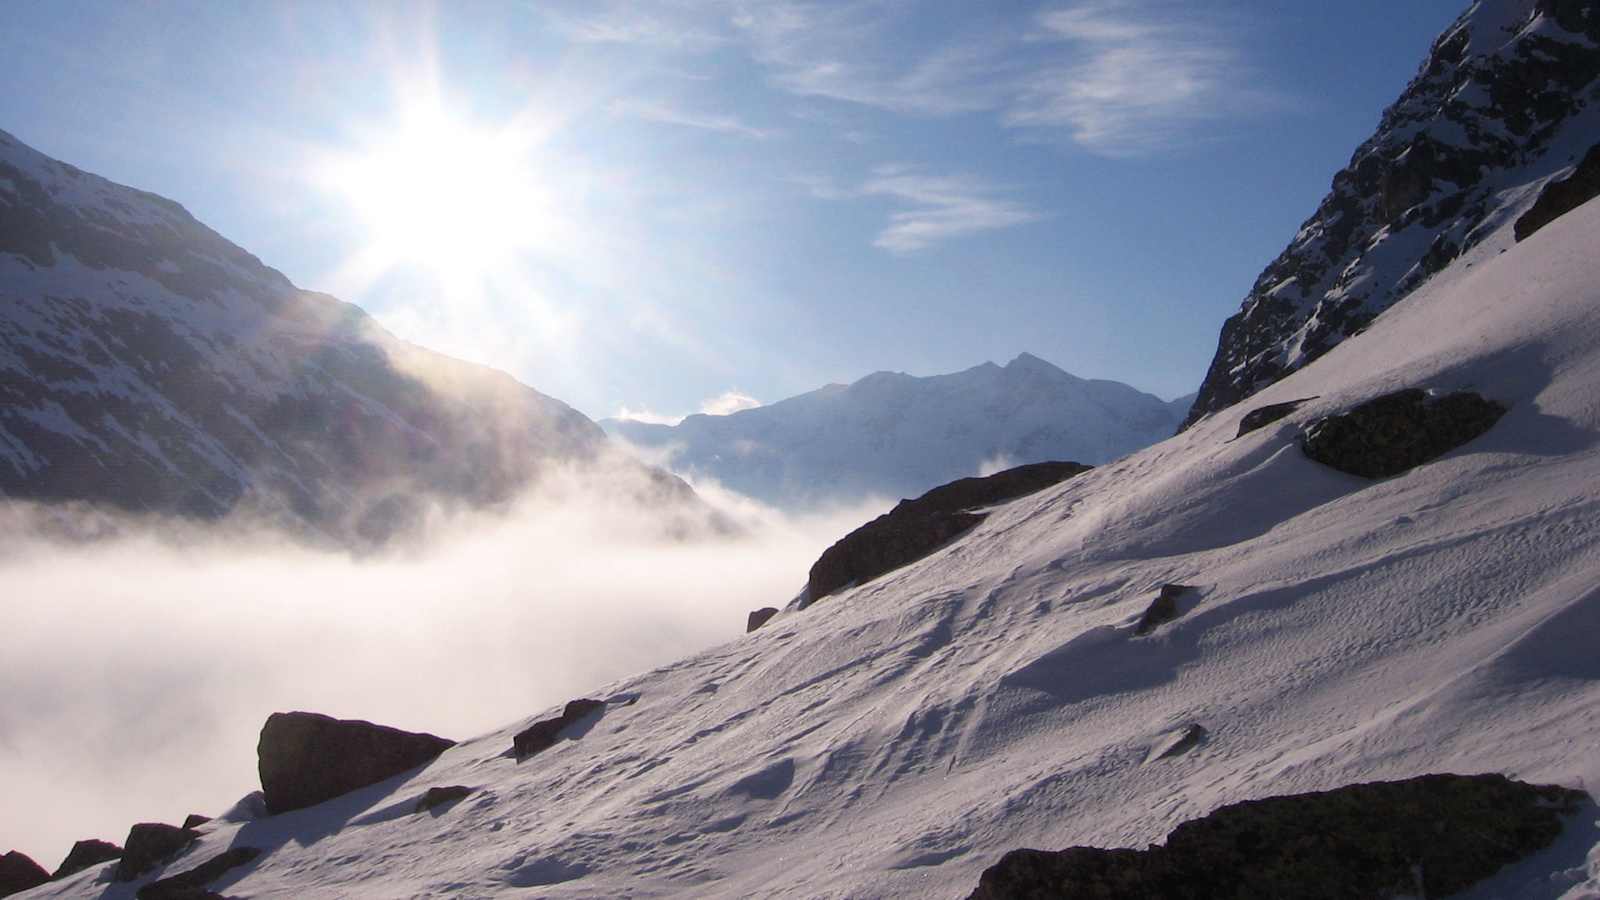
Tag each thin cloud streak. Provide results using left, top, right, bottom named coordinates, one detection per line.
left=862, top=167, right=1043, bottom=254
left=608, top=98, right=780, bottom=140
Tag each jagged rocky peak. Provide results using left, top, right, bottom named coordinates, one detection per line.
left=1183, top=0, right=1600, bottom=429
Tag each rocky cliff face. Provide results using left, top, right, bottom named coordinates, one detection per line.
left=0, top=129, right=694, bottom=544
left=1184, top=0, right=1600, bottom=428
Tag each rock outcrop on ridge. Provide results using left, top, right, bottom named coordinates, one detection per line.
left=1184, top=0, right=1600, bottom=428
left=807, top=461, right=1091, bottom=602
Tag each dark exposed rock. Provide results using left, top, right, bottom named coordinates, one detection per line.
left=136, top=847, right=261, bottom=900
left=1301, top=389, right=1506, bottom=478
left=51, top=838, right=123, bottom=879
left=1234, top=399, right=1314, bottom=438
left=1134, top=584, right=1198, bottom=636
left=807, top=461, right=1092, bottom=602
left=415, top=785, right=474, bottom=814
left=0, top=851, right=50, bottom=897
left=257, top=712, right=455, bottom=815
left=1184, top=4, right=1600, bottom=430
left=180, top=815, right=212, bottom=830
left=514, top=699, right=606, bottom=760
left=115, top=823, right=200, bottom=881
left=1152, top=724, right=1208, bottom=761
left=1515, top=141, right=1600, bottom=241
left=969, top=773, right=1586, bottom=900
left=746, top=607, right=779, bottom=632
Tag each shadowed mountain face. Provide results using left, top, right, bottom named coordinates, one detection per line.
left=1183, top=0, right=1600, bottom=429
left=0, top=129, right=696, bottom=544
left=604, top=353, right=1181, bottom=510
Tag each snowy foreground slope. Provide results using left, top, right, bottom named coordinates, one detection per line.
left=603, top=354, right=1184, bottom=511
left=31, top=202, right=1600, bottom=897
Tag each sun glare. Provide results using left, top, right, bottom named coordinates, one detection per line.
left=318, top=109, right=553, bottom=284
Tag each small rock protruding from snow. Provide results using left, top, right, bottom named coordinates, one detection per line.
left=0, top=850, right=50, bottom=896
left=746, top=607, right=779, bottom=633
left=135, top=846, right=261, bottom=900
left=50, top=838, right=123, bottom=880
left=414, top=785, right=474, bottom=814
left=1148, top=723, right=1209, bottom=762
left=513, top=699, right=606, bottom=761
left=969, top=774, right=1588, bottom=900
left=114, top=823, right=200, bottom=881
left=179, top=814, right=211, bottom=831
left=256, top=712, right=455, bottom=815
left=1134, top=584, right=1199, bottom=636
left=1234, top=398, right=1316, bottom=438
left=1301, top=388, right=1506, bottom=478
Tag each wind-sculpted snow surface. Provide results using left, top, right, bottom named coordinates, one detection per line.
left=0, top=129, right=701, bottom=546
left=1185, top=0, right=1600, bottom=427
left=28, top=197, right=1600, bottom=897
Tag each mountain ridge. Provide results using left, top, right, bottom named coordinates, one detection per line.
left=1183, top=0, right=1600, bottom=427
left=0, top=127, right=704, bottom=545
left=603, top=352, right=1185, bottom=509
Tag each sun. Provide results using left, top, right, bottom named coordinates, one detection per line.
left=316, top=108, right=554, bottom=285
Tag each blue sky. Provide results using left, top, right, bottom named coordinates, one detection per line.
left=1, top=0, right=1465, bottom=421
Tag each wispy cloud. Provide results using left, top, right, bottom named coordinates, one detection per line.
left=608, top=98, right=779, bottom=140
left=726, top=0, right=1278, bottom=156
left=861, top=166, right=1042, bottom=253
left=613, top=389, right=762, bottom=426
left=700, top=390, right=761, bottom=416
left=730, top=2, right=1012, bottom=115
left=613, top=405, right=684, bottom=426
left=544, top=6, right=728, bottom=51
left=1007, top=3, right=1282, bottom=155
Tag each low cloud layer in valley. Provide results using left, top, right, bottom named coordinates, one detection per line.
left=0, top=479, right=887, bottom=867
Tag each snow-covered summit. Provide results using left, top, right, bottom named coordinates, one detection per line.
left=1184, top=0, right=1600, bottom=427
left=603, top=352, right=1184, bottom=510
left=0, top=129, right=697, bottom=544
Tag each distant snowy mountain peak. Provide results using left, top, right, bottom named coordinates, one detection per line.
left=1184, top=0, right=1600, bottom=428
left=0, top=129, right=700, bottom=543
left=603, top=353, right=1185, bottom=509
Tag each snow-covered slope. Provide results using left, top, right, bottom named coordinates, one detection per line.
left=1185, top=0, right=1600, bottom=428
left=32, top=194, right=1600, bottom=898
left=0, top=129, right=696, bottom=544
left=603, top=353, right=1183, bottom=510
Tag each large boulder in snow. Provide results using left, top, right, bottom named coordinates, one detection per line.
left=0, top=851, right=49, bottom=897
left=115, top=823, right=200, bottom=881
left=807, top=461, right=1092, bottom=602
left=135, top=846, right=261, bottom=900
left=257, top=712, right=454, bottom=815
left=969, top=773, right=1585, bottom=900
left=51, top=838, right=123, bottom=879
left=1515, top=142, right=1600, bottom=241
left=1300, top=389, right=1505, bottom=478
left=513, top=699, right=606, bottom=760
